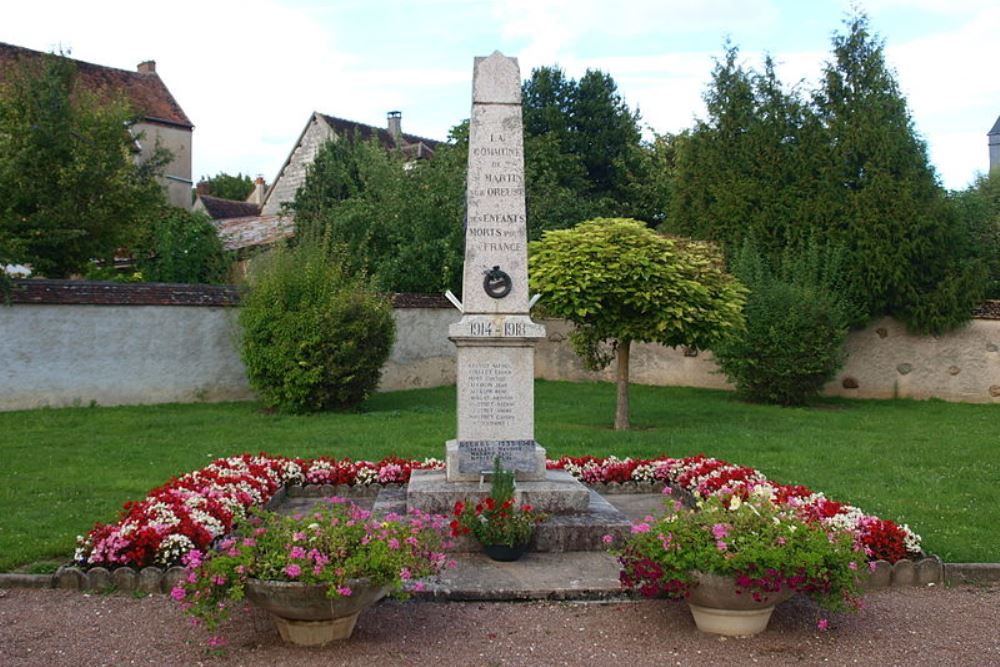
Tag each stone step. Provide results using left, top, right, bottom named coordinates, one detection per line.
left=373, top=485, right=630, bottom=553
left=406, top=469, right=591, bottom=515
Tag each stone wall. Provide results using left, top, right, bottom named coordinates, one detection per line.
left=2, top=282, right=997, bottom=410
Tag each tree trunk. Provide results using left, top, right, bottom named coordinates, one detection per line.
left=615, top=338, right=631, bottom=431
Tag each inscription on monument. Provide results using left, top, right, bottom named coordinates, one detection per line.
left=456, top=439, right=536, bottom=474
left=466, top=360, right=515, bottom=427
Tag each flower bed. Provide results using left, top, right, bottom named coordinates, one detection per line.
left=74, top=452, right=922, bottom=570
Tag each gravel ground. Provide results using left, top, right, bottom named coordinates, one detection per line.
left=1, top=585, right=997, bottom=667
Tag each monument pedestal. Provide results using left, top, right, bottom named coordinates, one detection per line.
left=407, top=469, right=591, bottom=515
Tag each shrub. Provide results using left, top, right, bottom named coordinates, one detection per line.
left=239, top=241, right=395, bottom=413
left=714, top=239, right=850, bottom=405
left=135, top=208, right=231, bottom=284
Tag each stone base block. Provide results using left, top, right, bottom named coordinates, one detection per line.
left=407, top=469, right=590, bottom=514
left=445, top=439, right=547, bottom=482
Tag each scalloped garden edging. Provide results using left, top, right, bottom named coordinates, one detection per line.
left=8, top=453, right=951, bottom=592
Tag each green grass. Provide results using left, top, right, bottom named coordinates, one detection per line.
left=0, top=380, right=997, bottom=570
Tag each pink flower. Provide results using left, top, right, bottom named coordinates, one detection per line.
left=292, top=531, right=306, bottom=541
left=411, top=581, right=426, bottom=592
left=400, top=567, right=412, bottom=580
left=601, top=534, right=614, bottom=545
left=848, top=561, right=858, bottom=571
left=206, top=635, right=227, bottom=648
left=289, top=546, right=307, bottom=559
left=715, top=540, right=728, bottom=552
left=711, top=523, right=730, bottom=539
left=170, top=586, right=186, bottom=601
left=817, top=618, right=829, bottom=631
left=630, top=523, right=650, bottom=534
left=868, top=561, right=878, bottom=572
left=284, top=564, right=301, bottom=578
left=388, top=538, right=400, bottom=550
left=241, top=538, right=256, bottom=547
left=336, top=585, right=352, bottom=597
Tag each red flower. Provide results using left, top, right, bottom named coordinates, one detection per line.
left=453, top=500, right=465, bottom=516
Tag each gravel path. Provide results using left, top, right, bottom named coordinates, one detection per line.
left=1, top=585, right=997, bottom=666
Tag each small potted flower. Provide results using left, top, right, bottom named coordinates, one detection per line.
left=451, top=458, right=547, bottom=561
left=612, top=488, right=864, bottom=636
left=175, top=498, right=452, bottom=647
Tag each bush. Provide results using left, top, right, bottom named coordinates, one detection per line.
left=714, top=239, right=850, bottom=406
left=239, top=242, right=395, bottom=413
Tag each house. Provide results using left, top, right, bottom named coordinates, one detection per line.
left=0, top=41, right=193, bottom=209
left=990, top=115, right=1000, bottom=173
left=215, top=111, right=441, bottom=259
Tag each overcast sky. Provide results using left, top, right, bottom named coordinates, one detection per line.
left=2, top=0, right=997, bottom=191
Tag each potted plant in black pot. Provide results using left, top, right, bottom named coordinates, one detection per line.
left=451, top=458, right=547, bottom=561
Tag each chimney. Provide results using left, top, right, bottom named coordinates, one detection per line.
left=990, top=115, right=1000, bottom=173
left=137, top=60, right=156, bottom=74
left=248, top=176, right=267, bottom=206
left=387, top=110, right=402, bottom=144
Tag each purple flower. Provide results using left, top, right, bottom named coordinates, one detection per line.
left=284, top=564, right=301, bottom=578
left=170, top=586, right=186, bottom=601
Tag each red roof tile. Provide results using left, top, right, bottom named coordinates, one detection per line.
left=0, top=41, right=192, bottom=128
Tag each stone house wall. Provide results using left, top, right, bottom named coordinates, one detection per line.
left=260, top=115, right=333, bottom=216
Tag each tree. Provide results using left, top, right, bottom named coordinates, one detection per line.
left=521, top=66, right=660, bottom=227
left=198, top=172, right=255, bottom=201
left=950, top=170, right=1000, bottom=299
left=290, top=132, right=465, bottom=294
left=134, top=208, right=231, bottom=284
left=0, top=52, right=166, bottom=277
left=668, top=16, right=986, bottom=334
left=669, top=45, right=827, bottom=255
left=529, top=218, right=747, bottom=430
left=813, top=13, right=985, bottom=333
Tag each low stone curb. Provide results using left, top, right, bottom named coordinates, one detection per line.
left=944, top=563, right=1000, bottom=584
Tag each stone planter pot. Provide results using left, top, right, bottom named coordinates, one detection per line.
left=245, top=578, right=391, bottom=646
left=482, top=542, right=529, bottom=562
left=686, top=572, right=795, bottom=637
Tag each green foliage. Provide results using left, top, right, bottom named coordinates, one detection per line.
left=197, top=172, right=255, bottom=201
left=522, top=66, right=663, bottom=226
left=134, top=208, right=231, bottom=284
left=669, top=15, right=986, bottom=333
left=0, top=52, right=167, bottom=277
left=714, top=238, right=851, bottom=406
left=291, top=135, right=465, bottom=294
left=950, top=169, right=1000, bottom=298
left=238, top=241, right=395, bottom=413
left=529, top=218, right=747, bottom=360
left=615, top=492, right=862, bottom=612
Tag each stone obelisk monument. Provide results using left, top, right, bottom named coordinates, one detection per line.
left=445, top=51, right=548, bottom=482
left=406, top=52, right=590, bottom=514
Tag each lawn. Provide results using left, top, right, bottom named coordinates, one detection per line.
left=0, top=380, right=996, bottom=570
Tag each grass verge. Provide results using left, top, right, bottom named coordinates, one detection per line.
left=0, top=380, right=996, bottom=569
